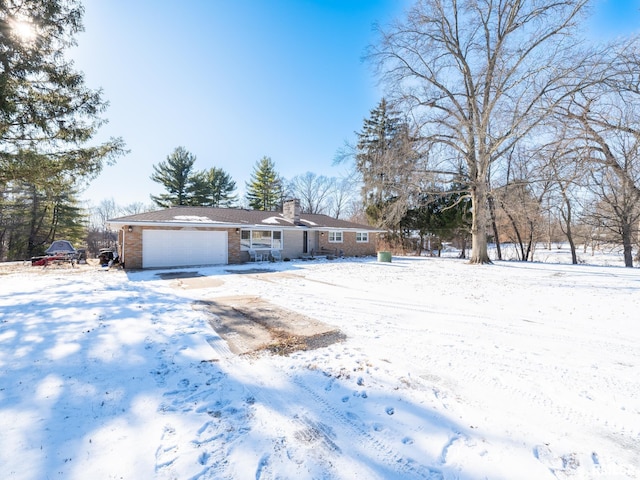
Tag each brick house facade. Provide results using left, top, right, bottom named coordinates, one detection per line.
left=108, top=200, right=384, bottom=269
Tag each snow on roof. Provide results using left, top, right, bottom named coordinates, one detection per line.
left=107, top=206, right=383, bottom=231
left=263, top=216, right=287, bottom=224
left=171, top=215, right=213, bottom=222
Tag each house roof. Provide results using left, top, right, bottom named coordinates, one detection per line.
left=107, top=206, right=384, bottom=232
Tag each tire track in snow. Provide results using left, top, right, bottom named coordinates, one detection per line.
left=414, top=328, right=640, bottom=476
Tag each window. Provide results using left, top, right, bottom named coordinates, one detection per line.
left=252, top=230, right=272, bottom=249
left=240, top=230, right=283, bottom=250
left=356, top=232, right=369, bottom=243
left=328, top=231, right=343, bottom=243
left=273, top=230, right=282, bottom=248
left=240, top=230, right=251, bottom=249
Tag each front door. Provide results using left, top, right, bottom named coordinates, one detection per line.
left=303, top=231, right=308, bottom=254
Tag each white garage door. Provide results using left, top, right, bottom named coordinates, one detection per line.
left=142, top=229, right=228, bottom=268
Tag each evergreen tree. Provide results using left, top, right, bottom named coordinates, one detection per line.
left=0, top=1, right=124, bottom=260
left=401, top=184, right=472, bottom=258
left=0, top=162, right=85, bottom=260
left=245, top=156, right=284, bottom=211
left=190, top=167, right=238, bottom=207
left=0, top=0, right=125, bottom=184
left=150, top=147, right=197, bottom=207
left=428, top=187, right=472, bottom=258
left=355, top=98, right=417, bottom=228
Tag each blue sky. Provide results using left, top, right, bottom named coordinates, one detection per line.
left=71, top=0, right=640, bottom=208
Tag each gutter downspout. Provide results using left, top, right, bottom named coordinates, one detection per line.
left=122, top=226, right=126, bottom=269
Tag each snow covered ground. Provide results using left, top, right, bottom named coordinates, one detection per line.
left=1, top=248, right=639, bottom=479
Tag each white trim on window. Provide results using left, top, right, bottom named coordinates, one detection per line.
left=240, top=229, right=283, bottom=250
left=328, top=231, right=343, bottom=243
left=356, top=232, right=369, bottom=243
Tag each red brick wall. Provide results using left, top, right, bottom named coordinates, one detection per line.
left=121, top=226, right=142, bottom=269
left=318, top=231, right=379, bottom=257
left=119, top=226, right=379, bottom=269
left=227, top=229, right=242, bottom=264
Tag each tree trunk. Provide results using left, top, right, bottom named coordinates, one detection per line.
left=559, top=190, right=578, bottom=265
left=503, top=207, right=525, bottom=260
left=488, top=195, right=502, bottom=260
left=561, top=210, right=578, bottom=264
left=525, top=224, right=534, bottom=262
left=621, top=222, right=634, bottom=268
left=469, top=183, right=492, bottom=264
left=567, top=227, right=578, bottom=265
left=459, top=237, right=467, bottom=259
left=27, top=186, right=47, bottom=258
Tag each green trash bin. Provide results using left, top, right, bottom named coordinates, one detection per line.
left=377, top=251, right=392, bottom=262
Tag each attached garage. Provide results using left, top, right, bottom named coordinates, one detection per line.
left=108, top=202, right=384, bottom=269
left=142, top=229, right=228, bottom=268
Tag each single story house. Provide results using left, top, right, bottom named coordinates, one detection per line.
left=107, top=199, right=385, bottom=269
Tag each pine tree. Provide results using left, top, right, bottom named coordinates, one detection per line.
left=245, top=156, right=284, bottom=211
left=150, top=147, right=197, bottom=207
left=1, top=165, right=85, bottom=259
left=405, top=185, right=472, bottom=256
left=0, top=0, right=125, bottom=184
left=355, top=98, right=417, bottom=228
left=190, top=167, right=238, bottom=207
left=0, top=1, right=124, bottom=260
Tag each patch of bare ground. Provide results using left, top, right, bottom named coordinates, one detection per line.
left=161, top=271, right=225, bottom=289
left=195, top=295, right=345, bottom=356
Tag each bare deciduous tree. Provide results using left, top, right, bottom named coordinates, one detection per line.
left=327, top=176, right=360, bottom=220
left=92, top=198, right=119, bottom=230
left=555, top=40, right=640, bottom=266
left=121, top=202, right=151, bottom=216
left=288, top=172, right=334, bottom=214
left=584, top=151, right=640, bottom=267
left=370, top=0, right=588, bottom=263
left=543, top=137, right=589, bottom=265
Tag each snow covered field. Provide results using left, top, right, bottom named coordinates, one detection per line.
left=1, top=251, right=639, bottom=479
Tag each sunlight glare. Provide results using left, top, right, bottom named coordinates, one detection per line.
left=10, top=17, right=37, bottom=43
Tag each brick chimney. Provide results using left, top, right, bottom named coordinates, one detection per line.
left=283, top=198, right=301, bottom=224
